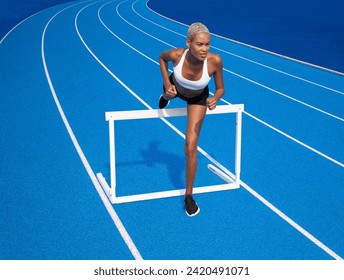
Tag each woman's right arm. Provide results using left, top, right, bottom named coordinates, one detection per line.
left=159, top=49, right=178, bottom=97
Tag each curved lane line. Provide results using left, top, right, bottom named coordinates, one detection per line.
left=41, top=0, right=143, bottom=260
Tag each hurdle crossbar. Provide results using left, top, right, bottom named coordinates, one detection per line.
left=96, top=104, right=244, bottom=204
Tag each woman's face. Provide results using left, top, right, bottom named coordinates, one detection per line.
left=187, top=33, right=211, bottom=61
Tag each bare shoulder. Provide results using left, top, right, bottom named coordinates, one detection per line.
left=160, top=48, right=184, bottom=61
left=208, top=52, right=223, bottom=66
left=207, top=52, right=223, bottom=75
left=169, top=48, right=185, bottom=61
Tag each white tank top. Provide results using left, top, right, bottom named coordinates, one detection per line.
left=173, top=49, right=211, bottom=91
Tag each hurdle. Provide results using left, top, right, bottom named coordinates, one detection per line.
left=96, top=104, right=244, bottom=204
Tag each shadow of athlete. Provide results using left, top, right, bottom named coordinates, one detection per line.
left=141, top=141, right=185, bottom=190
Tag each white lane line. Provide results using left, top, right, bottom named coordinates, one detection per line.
left=42, top=0, right=143, bottom=260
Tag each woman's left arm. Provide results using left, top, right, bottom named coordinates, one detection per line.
left=207, top=54, right=224, bottom=110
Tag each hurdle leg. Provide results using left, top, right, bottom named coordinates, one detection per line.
left=97, top=117, right=117, bottom=204
left=109, top=118, right=116, bottom=201
left=235, top=108, right=243, bottom=185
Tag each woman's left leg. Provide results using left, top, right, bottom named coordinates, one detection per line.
left=184, top=104, right=207, bottom=196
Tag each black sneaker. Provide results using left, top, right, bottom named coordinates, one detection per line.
left=184, top=195, right=200, bottom=217
left=159, top=95, right=169, bottom=109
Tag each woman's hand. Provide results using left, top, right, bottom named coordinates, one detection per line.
left=206, top=97, right=217, bottom=110
left=165, top=84, right=177, bottom=98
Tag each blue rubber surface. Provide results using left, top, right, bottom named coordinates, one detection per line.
left=0, top=0, right=343, bottom=260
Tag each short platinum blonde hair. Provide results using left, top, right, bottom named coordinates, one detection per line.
left=187, top=22, right=210, bottom=40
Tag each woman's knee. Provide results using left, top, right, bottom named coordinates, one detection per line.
left=184, top=139, right=197, bottom=158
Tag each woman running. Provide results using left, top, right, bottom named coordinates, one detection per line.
left=158, top=22, right=225, bottom=217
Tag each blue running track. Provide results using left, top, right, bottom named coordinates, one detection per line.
left=0, top=0, right=343, bottom=260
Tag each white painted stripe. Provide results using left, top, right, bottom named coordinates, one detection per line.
left=117, top=0, right=175, bottom=48
left=240, top=180, right=343, bottom=260
left=222, top=68, right=344, bottom=122
left=211, top=46, right=344, bottom=95
left=217, top=97, right=344, bottom=168
left=42, top=0, right=143, bottom=260
left=0, top=12, right=39, bottom=44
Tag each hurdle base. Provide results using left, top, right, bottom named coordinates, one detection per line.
left=207, top=164, right=236, bottom=183
left=96, top=167, right=239, bottom=204
left=97, top=173, right=114, bottom=202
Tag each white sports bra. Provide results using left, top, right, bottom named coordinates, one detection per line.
left=173, top=49, right=211, bottom=91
